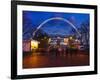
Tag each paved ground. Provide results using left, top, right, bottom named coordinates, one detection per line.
left=23, top=51, right=89, bottom=69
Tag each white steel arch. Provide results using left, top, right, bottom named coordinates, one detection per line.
left=33, top=17, right=81, bottom=37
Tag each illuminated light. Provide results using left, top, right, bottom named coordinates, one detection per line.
left=64, top=38, right=68, bottom=42
left=31, top=40, right=39, bottom=50
left=57, top=37, right=60, bottom=39
left=48, top=38, right=51, bottom=43
left=69, top=36, right=73, bottom=40
left=64, top=38, right=69, bottom=45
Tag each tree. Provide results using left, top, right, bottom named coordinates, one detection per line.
left=78, top=20, right=90, bottom=50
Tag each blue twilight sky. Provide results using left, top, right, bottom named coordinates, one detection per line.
left=23, top=11, right=90, bottom=37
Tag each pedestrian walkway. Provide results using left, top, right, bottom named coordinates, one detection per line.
left=23, top=51, right=89, bottom=69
